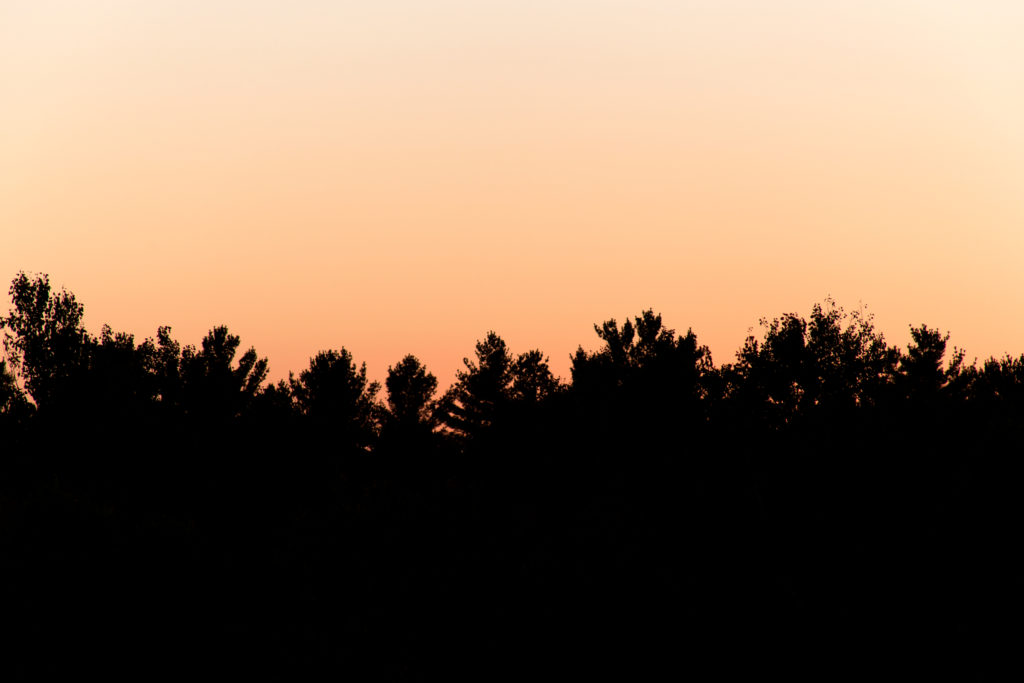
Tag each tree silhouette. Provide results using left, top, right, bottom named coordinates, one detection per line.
left=436, top=332, right=557, bottom=440
left=965, top=353, right=1024, bottom=434
left=138, top=325, right=184, bottom=416
left=726, top=300, right=898, bottom=429
left=290, top=348, right=379, bottom=450
left=899, top=324, right=964, bottom=400
left=181, top=325, right=269, bottom=422
left=511, top=349, right=560, bottom=404
left=384, top=354, right=438, bottom=431
left=378, top=354, right=439, bottom=460
left=248, top=379, right=296, bottom=425
left=570, top=310, right=713, bottom=437
left=85, top=325, right=157, bottom=424
left=437, top=332, right=515, bottom=438
left=804, top=301, right=898, bottom=411
left=0, top=272, right=91, bottom=413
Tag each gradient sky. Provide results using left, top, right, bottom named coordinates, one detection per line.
left=3, top=1, right=1023, bottom=386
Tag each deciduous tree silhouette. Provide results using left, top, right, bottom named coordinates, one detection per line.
left=138, top=325, right=184, bottom=416
left=181, top=325, right=268, bottom=422
left=247, top=379, right=296, bottom=425
left=0, top=272, right=91, bottom=413
left=570, top=310, right=713, bottom=438
left=726, top=300, right=898, bottom=429
left=86, top=325, right=157, bottom=424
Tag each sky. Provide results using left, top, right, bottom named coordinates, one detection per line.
left=2, top=1, right=1023, bottom=386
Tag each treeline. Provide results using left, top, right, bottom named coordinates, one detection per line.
left=0, top=272, right=1017, bottom=676
left=5, top=271, right=1023, bottom=442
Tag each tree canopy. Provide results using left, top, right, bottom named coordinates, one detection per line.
left=0, top=271, right=1014, bottom=678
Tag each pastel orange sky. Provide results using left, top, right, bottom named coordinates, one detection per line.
left=3, top=1, right=1023, bottom=386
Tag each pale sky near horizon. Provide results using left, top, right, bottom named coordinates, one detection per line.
left=2, top=1, right=1023, bottom=386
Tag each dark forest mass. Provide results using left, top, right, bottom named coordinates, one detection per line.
left=1, top=272, right=1016, bottom=676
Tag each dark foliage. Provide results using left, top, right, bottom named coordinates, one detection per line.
left=290, top=348, right=378, bottom=451
left=0, top=273, right=1015, bottom=677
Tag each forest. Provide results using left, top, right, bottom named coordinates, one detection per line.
left=1, top=271, right=1017, bottom=676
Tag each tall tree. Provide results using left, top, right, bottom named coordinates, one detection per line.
left=290, top=349, right=380, bottom=450
left=379, top=354, right=439, bottom=460
left=570, top=309, right=713, bottom=429
left=438, top=331, right=560, bottom=442
left=384, top=354, right=438, bottom=431
left=726, top=300, right=898, bottom=428
left=181, top=325, right=268, bottom=421
left=511, top=350, right=560, bottom=404
left=899, top=324, right=962, bottom=398
left=138, top=325, right=184, bottom=415
left=0, top=272, right=92, bottom=413
left=437, top=332, right=515, bottom=438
